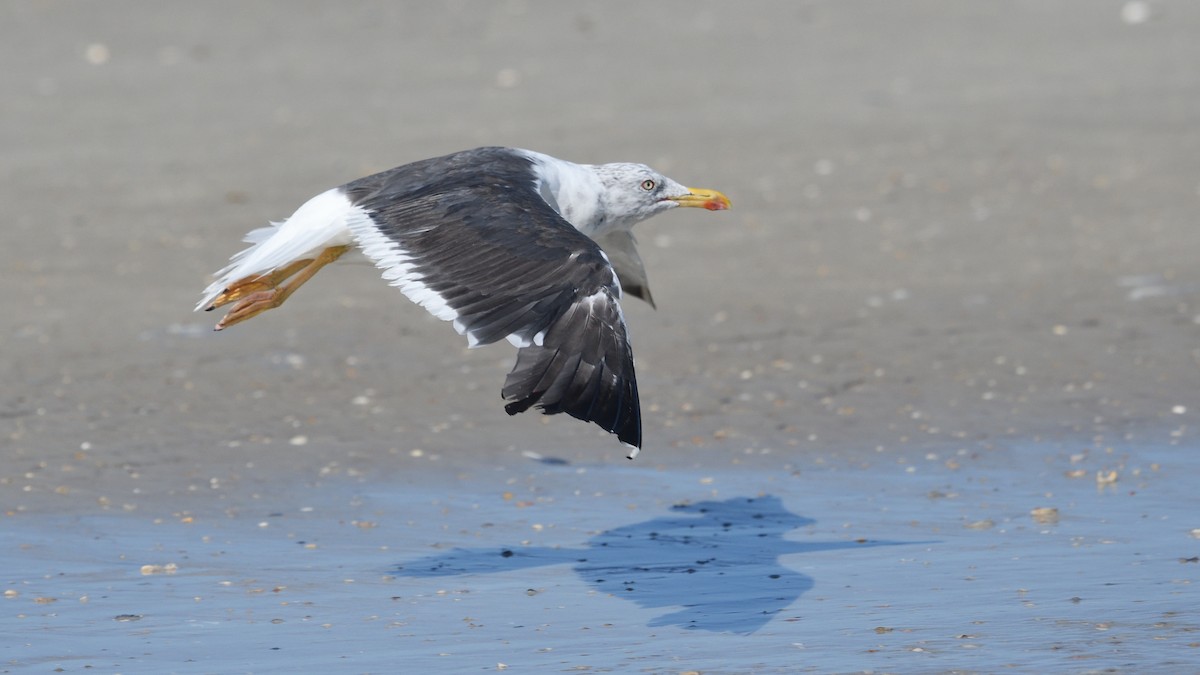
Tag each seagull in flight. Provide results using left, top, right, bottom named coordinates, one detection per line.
left=197, top=147, right=731, bottom=457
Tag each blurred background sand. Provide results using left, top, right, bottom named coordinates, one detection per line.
left=3, top=1, right=1198, bottom=512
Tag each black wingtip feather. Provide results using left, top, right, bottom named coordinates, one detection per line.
left=501, top=290, right=641, bottom=452
left=504, top=398, right=535, bottom=416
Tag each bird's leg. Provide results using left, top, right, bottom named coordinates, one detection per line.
left=206, top=258, right=313, bottom=310
left=214, top=245, right=350, bottom=331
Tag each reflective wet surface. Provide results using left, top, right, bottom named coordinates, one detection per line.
left=6, top=442, right=1197, bottom=673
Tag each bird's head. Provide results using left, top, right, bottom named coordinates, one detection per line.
left=592, top=162, right=731, bottom=228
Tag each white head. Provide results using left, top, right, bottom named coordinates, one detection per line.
left=590, top=162, right=731, bottom=231
left=520, top=149, right=731, bottom=235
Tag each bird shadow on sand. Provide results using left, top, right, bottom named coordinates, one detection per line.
left=392, top=495, right=923, bottom=634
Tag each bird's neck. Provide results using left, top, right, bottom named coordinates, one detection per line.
left=520, top=150, right=611, bottom=236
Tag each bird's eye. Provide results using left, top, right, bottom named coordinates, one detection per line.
left=640, top=179, right=656, bottom=191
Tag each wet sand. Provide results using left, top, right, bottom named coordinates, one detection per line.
left=3, top=2, right=1199, bottom=672
left=6, top=442, right=1198, bottom=672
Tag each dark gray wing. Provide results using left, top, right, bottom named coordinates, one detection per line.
left=341, top=148, right=642, bottom=451
left=592, top=229, right=655, bottom=308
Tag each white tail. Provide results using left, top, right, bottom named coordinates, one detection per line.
left=196, top=188, right=357, bottom=310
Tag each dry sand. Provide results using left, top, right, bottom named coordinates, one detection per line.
left=5, top=1, right=1198, bottom=508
